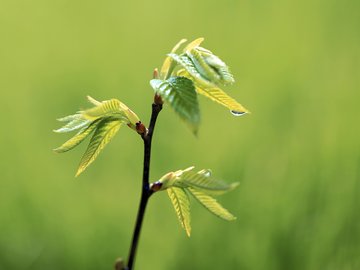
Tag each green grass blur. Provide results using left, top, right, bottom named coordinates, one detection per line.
left=1, top=0, right=359, bottom=269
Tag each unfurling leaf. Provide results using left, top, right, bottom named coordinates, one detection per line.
left=167, top=53, right=213, bottom=88
left=76, top=118, right=122, bottom=176
left=153, top=167, right=238, bottom=235
left=160, top=38, right=187, bottom=80
left=150, top=77, right=200, bottom=133
left=167, top=187, right=191, bottom=237
left=183, top=37, right=204, bottom=52
left=163, top=38, right=249, bottom=117
left=54, top=96, right=141, bottom=176
left=188, top=46, right=235, bottom=86
left=82, top=96, right=140, bottom=130
left=186, top=48, right=221, bottom=85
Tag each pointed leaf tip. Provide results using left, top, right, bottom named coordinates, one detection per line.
left=53, top=119, right=100, bottom=153
left=184, top=37, right=204, bottom=52
left=167, top=187, right=191, bottom=237
left=188, top=188, right=236, bottom=221
left=87, top=95, right=102, bottom=106
left=76, top=118, right=122, bottom=176
left=160, top=38, right=188, bottom=80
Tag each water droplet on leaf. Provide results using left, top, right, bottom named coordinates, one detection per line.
left=230, top=110, right=246, bottom=116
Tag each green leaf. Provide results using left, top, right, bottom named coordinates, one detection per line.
left=186, top=48, right=221, bottom=84
left=177, top=68, right=249, bottom=115
left=187, top=188, right=236, bottom=221
left=167, top=53, right=213, bottom=88
left=150, top=76, right=200, bottom=133
left=195, top=86, right=249, bottom=115
left=82, top=98, right=128, bottom=121
left=167, top=187, right=191, bottom=237
left=195, top=46, right=235, bottom=85
left=82, top=96, right=140, bottom=130
left=177, top=168, right=239, bottom=196
left=76, top=118, right=122, bottom=176
left=53, top=119, right=101, bottom=153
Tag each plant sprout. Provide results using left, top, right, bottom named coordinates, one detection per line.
left=54, top=37, right=249, bottom=270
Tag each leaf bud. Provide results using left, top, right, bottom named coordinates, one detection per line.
left=135, top=121, right=147, bottom=135
left=154, top=93, right=163, bottom=105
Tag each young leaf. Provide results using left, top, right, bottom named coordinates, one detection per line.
left=82, top=98, right=129, bottom=121
left=76, top=118, right=122, bottom=176
left=187, top=188, right=236, bottom=221
left=86, top=95, right=102, bottom=106
left=167, top=187, right=191, bottom=237
left=54, top=114, right=91, bottom=133
left=160, top=38, right=188, bottom=80
left=195, top=86, right=249, bottom=116
left=56, top=113, right=82, bottom=122
left=82, top=96, right=140, bottom=128
left=194, top=46, right=235, bottom=85
left=177, top=68, right=249, bottom=115
left=186, top=48, right=221, bottom=84
left=155, top=167, right=238, bottom=234
left=177, top=168, right=239, bottom=195
left=150, top=76, right=200, bottom=133
left=53, top=119, right=101, bottom=153
left=183, top=37, right=204, bottom=52
left=167, top=53, right=214, bottom=88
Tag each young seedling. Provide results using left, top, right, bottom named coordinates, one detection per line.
left=54, top=38, right=249, bottom=270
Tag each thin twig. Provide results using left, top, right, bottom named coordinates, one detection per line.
left=125, top=101, right=162, bottom=270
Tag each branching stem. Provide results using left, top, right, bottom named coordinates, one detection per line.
left=125, top=102, right=162, bottom=270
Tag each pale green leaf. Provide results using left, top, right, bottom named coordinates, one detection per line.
left=76, top=118, right=122, bottom=176
left=177, top=69, right=249, bottom=115
left=53, top=119, right=101, bottom=153
left=57, top=113, right=81, bottom=122
left=167, top=187, right=191, bottom=237
left=188, top=188, right=236, bottom=221
left=150, top=77, right=200, bottom=133
left=82, top=98, right=128, bottom=121
left=82, top=97, right=140, bottom=130
left=160, top=38, right=187, bottom=79
left=54, top=114, right=91, bottom=133
left=86, top=95, right=102, bottom=106
left=177, top=168, right=239, bottom=195
left=196, top=86, right=249, bottom=115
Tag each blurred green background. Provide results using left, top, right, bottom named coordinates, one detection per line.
left=1, top=0, right=359, bottom=269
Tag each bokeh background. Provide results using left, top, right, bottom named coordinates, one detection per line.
left=1, top=0, right=359, bottom=269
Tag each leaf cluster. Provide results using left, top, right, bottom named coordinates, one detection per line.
left=150, top=38, right=249, bottom=134
left=151, top=167, right=239, bottom=236
left=54, top=96, right=140, bottom=176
